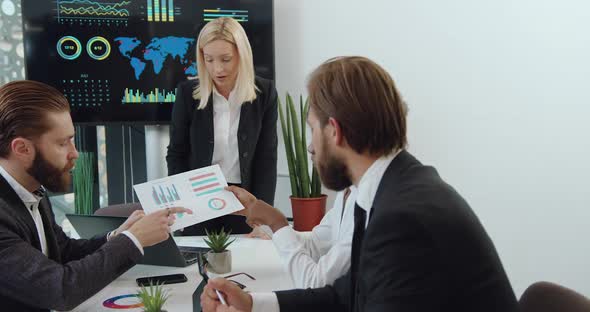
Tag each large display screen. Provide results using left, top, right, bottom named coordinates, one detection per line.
left=21, top=0, right=274, bottom=124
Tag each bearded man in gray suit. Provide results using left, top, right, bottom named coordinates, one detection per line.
left=0, top=80, right=191, bottom=311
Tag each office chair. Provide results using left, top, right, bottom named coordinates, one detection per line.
left=519, top=281, right=590, bottom=312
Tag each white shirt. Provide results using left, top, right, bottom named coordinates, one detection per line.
left=0, top=165, right=48, bottom=256
left=211, top=87, right=242, bottom=184
left=272, top=187, right=357, bottom=288
left=250, top=151, right=401, bottom=312
left=0, top=164, right=144, bottom=255
left=355, top=149, right=402, bottom=227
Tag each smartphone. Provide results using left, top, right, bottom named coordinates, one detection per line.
left=136, top=273, right=187, bottom=286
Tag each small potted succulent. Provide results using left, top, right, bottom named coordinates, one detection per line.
left=204, top=227, right=236, bottom=274
left=137, top=282, right=171, bottom=312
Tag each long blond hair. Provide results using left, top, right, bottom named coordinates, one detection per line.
left=193, top=17, right=258, bottom=109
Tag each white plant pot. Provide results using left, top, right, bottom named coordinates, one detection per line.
left=206, top=250, right=232, bottom=274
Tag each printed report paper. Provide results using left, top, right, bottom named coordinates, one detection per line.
left=133, top=164, right=244, bottom=231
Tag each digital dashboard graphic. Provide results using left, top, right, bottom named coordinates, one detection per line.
left=62, top=78, right=111, bottom=108
left=56, top=0, right=131, bottom=26
left=115, top=36, right=196, bottom=79
left=87, top=36, right=111, bottom=60
left=22, top=0, right=275, bottom=123
left=57, top=36, right=83, bottom=60
left=203, top=8, right=248, bottom=23
left=146, top=0, right=178, bottom=22
left=122, top=87, right=176, bottom=103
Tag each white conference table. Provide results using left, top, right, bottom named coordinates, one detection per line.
left=71, top=236, right=294, bottom=312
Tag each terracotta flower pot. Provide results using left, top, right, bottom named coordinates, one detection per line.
left=205, top=250, right=232, bottom=274
left=290, top=195, right=327, bottom=231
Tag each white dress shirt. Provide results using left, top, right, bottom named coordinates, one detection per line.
left=272, top=187, right=357, bottom=288
left=211, top=86, right=242, bottom=184
left=0, top=164, right=143, bottom=255
left=355, top=149, right=401, bottom=227
left=250, top=150, right=401, bottom=312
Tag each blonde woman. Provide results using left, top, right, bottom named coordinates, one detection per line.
left=167, top=17, right=278, bottom=235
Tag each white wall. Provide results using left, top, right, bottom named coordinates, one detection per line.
left=149, top=0, right=590, bottom=296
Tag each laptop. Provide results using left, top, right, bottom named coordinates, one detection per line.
left=67, top=214, right=209, bottom=267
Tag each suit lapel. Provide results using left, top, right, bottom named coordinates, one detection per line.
left=351, top=204, right=367, bottom=310
left=198, top=94, right=215, bottom=165
left=237, top=97, right=252, bottom=134
left=0, top=175, right=42, bottom=249
left=354, top=150, right=420, bottom=311
left=237, top=99, right=252, bottom=159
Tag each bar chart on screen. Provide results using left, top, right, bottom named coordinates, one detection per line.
left=146, top=0, right=180, bottom=22
left=203, top=8, right=248, bottom=23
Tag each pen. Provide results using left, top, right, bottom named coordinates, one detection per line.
left=215, top=289, right=228, bottom=305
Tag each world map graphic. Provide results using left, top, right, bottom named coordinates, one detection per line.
left=115, top=36, right=197, bottom=80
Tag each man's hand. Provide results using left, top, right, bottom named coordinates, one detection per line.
left=113, top=209, right=145, bottom=237
left=201, top=278, right=252, bottom=312
left=226, top=186, right=257, bottom=214
left=127, top=207, right=192, bottom=247
left=226, top=186, right=288, bottom=233
left=246, top=226, right=272, bottom=240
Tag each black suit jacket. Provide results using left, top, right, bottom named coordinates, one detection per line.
left=276, top=151, right=519, bottom=312
left=166, top=76, right=278, bottom=206
left=0, top=175, right=142, bottom=312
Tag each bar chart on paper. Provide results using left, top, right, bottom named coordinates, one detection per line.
left=189, top=172, right=223, bottom=197
left=151, top=183, right=181, bottom=206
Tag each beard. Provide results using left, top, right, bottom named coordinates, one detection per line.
left=26, top=149, right=73, bottom=193
left=315, top=144, right=352, bottom=192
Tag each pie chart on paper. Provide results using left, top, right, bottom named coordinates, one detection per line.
left=208, top=198, right=226, bottom=210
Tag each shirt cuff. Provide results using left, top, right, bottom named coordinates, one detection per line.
left=122, top=230, right=144, bottom=255
left=251, top=292, right=280, bottom=312
left=272, top=226, right=299, bottom=248
left=106, top=230, right=114, bottom=241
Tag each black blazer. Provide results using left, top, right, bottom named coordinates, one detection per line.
left=0, top=175, right=142, bottom=312
left=276, top=151, right=519, bottom=312
left=166, top=76, right=278, bottom=206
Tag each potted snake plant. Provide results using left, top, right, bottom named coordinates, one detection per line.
left=278, top=93, right=326, bottom=231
